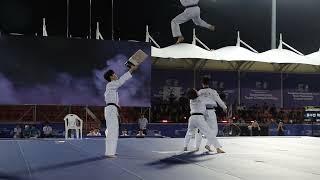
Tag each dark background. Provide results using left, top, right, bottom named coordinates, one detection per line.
left=0, top=0, right=320, bottom=54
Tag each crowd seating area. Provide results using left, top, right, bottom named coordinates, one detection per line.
left=233, top=103, right=304, bottom=124
left=151, top=101, right=305, bottom=124
left=0, top=103, right=316, bottom=138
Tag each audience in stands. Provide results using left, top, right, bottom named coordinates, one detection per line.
left=2, top=102, right=305, bottom=138
left=151, top=97, right=190, bottom=123
left=222, top=119, right=241, bottom=136
left=234, top=103, right=304, bottom=125
left=152, top=100, right=304, bottom=125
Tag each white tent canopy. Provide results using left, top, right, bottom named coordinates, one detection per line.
left=212, top=46, right=258, bottom=62
left=149, top=30, right=320, bottom=73
left=306, top=50, right=320, bottom=65
left=151, top=43, right=320, bottom=65
left=152, top=43, right=213, bottom=59
left=257, top=49, right=305, bottom=64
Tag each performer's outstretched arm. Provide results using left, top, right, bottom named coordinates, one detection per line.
left=109, top=66, right=138, bottom=90
left=212, top=91, right=227, bottom=112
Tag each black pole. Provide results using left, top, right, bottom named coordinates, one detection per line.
left=312, top=118, right=314, bottom=137
left=89, top=0, right=92, bottom=39
left=66, top=0, right=69, bottom=38
left=111, top=0, right=114, bottom=40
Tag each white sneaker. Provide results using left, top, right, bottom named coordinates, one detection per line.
left=216, top=148, right=226, bottom=153
left=105, top=155, right=117, bottom=158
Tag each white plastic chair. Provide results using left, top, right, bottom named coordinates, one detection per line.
left=64, top=114, right=83, bottom=139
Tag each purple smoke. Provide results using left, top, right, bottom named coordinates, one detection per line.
left=94, top=54, right=151, bottom=107
left=0, top=54, right=150, bottom=107
left=0, top=74, right=19, bottom=104
left=14, top=73, right=102, bottom=105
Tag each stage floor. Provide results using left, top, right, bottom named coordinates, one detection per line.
left=1, top=137, right=320, bottom=180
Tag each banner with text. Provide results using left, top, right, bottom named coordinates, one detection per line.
left=283, top=73, right=320, bottom=107
left=151, top=69, right=194, bottom=104
left=241, top=72, right=281, bottom=107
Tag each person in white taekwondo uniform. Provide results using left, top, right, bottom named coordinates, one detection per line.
left=103, top=65, right=138, bottom=158
left=171, top=0, right=215, bottom=44
left=194, top=77, right=226, bottom=153
left=183, top=88, right=218, bottom=152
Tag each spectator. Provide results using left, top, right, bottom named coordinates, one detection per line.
left=30, top=126, right=41, bottom=138
left=121, top=128, right=129, bottom=136
left=13, top=125, right=22, bottom=138
left=87, top=129, right=95, bottom=136
left=23, top=125, right=40, bottom=138
left=93, top=129, right=101, bottom=136
left=222, top=119, right=241, bottom=136
left=87, top=129, right=101, bottom=136
left=42, top=122, right=53, bottom=138
left=251, top=120, right=261, bottom=136
left=23, top=125, right=32, bottom=138
left=277, top=122, right=285, bottom=136
left=138, top=114, right=148, bottom=135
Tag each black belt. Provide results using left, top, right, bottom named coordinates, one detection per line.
left=106, top=103, right=121, bottom=128
left=206, top=108, right=215, bottom=110
left=106, top=103, right=120, bottom=110
left=185, top=4, right=198, bottom=9
left=191, top=113, right=203, bottom=116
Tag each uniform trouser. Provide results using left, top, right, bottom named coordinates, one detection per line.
left=171, top=6, right=211, bottom=37
left=184, top=115, right=216, bottom=148
left=195, top=110, right=221, bottom=148
left=105, top=106, right=119, bottom=156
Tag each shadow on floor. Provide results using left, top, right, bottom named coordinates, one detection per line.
left=146, top=150, right=218, bottom=169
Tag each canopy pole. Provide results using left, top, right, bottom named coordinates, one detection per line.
left=280, top=72, right=283, bottom=108
left=238, top=70, right=241, bottom=106
left=271, top=0, right=277, bottom=49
